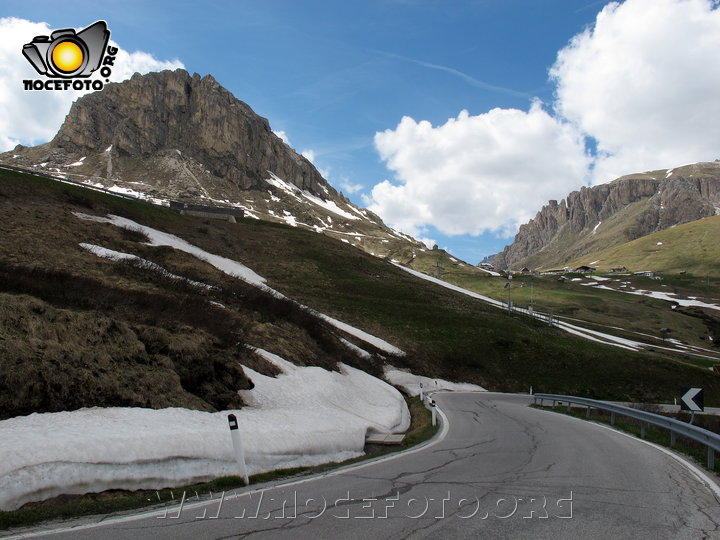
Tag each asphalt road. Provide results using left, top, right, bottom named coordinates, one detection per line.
left=8, top=393, right=720, bottom=539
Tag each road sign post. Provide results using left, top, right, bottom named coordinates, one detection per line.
left=228, top=414, right=249, bottom=485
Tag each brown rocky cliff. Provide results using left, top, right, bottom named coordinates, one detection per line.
left=52, top=69, right=331, bottom=196
left=494, top=162, right=720, bottom=270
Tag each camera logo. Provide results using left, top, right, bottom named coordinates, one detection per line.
left=22, top=21, right=118, bottom=91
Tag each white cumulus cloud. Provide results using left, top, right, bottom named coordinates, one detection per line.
left=551, top=0, right=720, bottom=184
left=369, top=0, right=720, bottom=239
left=368, top=102, right=590, bottom=238
left=273, top=130, right=291, bottom=145
left=0, top=17, right=184, bottom=152
left=338, top=178, right=364, bottom=194
left=301, top=149, right=316, bottom=163
left=108, top=49, right=183, bottom=83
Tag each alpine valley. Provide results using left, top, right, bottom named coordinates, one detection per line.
left=0, top=70, right=720, bottom=426
left=2, top=68, right=720, bottom=519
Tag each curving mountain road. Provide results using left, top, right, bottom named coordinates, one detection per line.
left=9, top=393, right=720, bottom=539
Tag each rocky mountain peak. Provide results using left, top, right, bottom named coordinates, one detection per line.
left=51, top=68, right=328, bottom=196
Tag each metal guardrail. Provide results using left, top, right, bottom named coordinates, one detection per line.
left=534, top=393, right=720, bottom=468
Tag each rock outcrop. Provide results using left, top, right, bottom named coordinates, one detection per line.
left=52, top=70, right=329, bottom=195
left=495, top=162, right=720, bottom=270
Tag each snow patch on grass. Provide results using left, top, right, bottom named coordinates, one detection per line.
left=80, top=243, right=212, bottom=289
left=73, top=212, right=404, bottom=355
left=301, top=191, right=359, bottom=221
left=384, top=366, right=486, bottom=396
left=74, top=213, right=268, bottom=288
left=340, top=338, right=373, bottom=359
left=477, top=266, right=501, bottom=277
left=317, top=314, right=404, bottom=356
left=68, top=157, right=86, bottom=167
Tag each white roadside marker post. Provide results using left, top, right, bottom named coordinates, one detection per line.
left=419, top=382, right=424, bottom=400
left=228, top=414, right=249, bottom=486
left=430, top=399, right=437, bottom=426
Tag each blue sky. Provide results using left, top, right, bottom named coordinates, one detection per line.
left=2, top=1, right=719, bottom=264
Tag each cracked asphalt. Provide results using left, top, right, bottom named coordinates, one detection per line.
left=10, top=393, right=720, bottom=539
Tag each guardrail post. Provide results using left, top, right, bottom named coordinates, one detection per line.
left=640, top=423, right=646, bottom=439
left=586, top=406, right=591, bottom=418
left=708, top=447, right=715, bottom=470
left=610, top=412, right=616, bottom=426
left=670, top=431, right=676, bottom=447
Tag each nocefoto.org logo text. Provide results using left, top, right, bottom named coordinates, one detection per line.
left=22, top=20, right=118, bottom=91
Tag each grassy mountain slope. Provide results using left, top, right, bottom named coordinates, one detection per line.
left=446, top=270, right=717, bottom=352
left=2, top=168, right=720, bottom=414
left=568, top=215, right=720, bottom=276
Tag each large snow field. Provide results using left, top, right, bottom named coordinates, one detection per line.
left=0, top=349, right=409, bottom=511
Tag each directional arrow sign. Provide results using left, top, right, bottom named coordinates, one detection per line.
left=680, top=388, right=704, bottom=412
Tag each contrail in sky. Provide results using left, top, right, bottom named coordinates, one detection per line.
left=372, top=49, right=532, bottom=99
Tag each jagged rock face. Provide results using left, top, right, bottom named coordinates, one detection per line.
left=658, top=175, right=720, bottom=229
left=52, top=70, right=327, bottom=195
left=495, top=162, right=720, bottom=270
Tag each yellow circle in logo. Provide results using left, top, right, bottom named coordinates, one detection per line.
left=51, top=41, right=84, bottom=73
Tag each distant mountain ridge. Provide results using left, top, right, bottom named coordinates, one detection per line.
left=0, top=69, right=424, bottom=258
left=494, top=162, right=720, bottom=271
